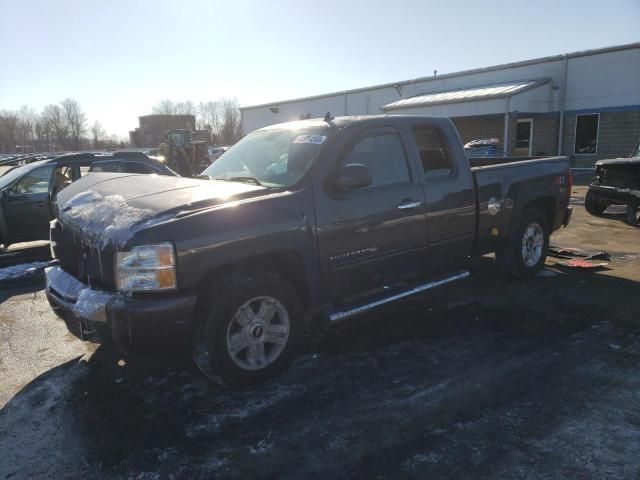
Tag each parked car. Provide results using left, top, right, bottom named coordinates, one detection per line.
left=0, top=152, right=177, bottom=248
left=46, top=115, right=572, bottom=384
left=585, top=141, right=640, bottom=225
left=208, top=146, right=230, bottom=162
left=463, top=138, right=509, bottom=164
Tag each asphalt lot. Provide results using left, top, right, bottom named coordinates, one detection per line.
left=1, top=185, right=639, bottom=479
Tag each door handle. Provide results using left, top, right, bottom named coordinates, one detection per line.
left=397, top=200, right=422, bottom=210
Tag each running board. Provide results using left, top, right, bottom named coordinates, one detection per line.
left=326, top=270, right=470, bottom=323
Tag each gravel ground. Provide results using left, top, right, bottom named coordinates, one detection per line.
left=1, top=187, right=639, bottom=479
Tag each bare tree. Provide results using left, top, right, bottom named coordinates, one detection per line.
left=152, top=99, right=176, bottom=115
left=218, top=97, right=242, bottom=145
left=197, top=101, right=221, bottom=143
left=61, top=98, right=86, bottom=150
left=0, top=110, right=18, bottom=153
left=175, top=101, right=195, bottom=115
left=90, top=120, right=106, bottom=149
left=42, top=104, right=68, bottom=151
left=14, top=106, right=37, bottom=152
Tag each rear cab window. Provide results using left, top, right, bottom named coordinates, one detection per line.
left=412, top=127, right=455, bottom=180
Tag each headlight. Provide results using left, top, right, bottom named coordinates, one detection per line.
left=115, top=243, right=176, bottom=292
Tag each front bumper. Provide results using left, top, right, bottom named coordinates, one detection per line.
left=588, top=185, right=640, bottom=206
left=45, top=266, right=197, bottom=355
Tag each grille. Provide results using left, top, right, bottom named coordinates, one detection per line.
left=50, top=220, right=115, bottom=290
left=595, top=164, right=640, bottom=190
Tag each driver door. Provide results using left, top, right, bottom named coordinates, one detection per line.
left=315, top=127, right=428, bottom=298
left=3, top=164, right=55, bottom=242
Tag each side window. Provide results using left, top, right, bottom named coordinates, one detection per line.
left=13, top=165, right=54, bottom=194
left=124, top=161, right=158, bottom=174
left=342, top=133, right=410, bottom=188
left=91, top=160, right=123, bottom=173
left=52, top=165, right=74, bottom=196
left=413, top=128, right=455, bottom=179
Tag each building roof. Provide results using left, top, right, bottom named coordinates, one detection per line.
left=240, top=42, right=640, bottom=111
left=383, top=78, right=550, bottom=111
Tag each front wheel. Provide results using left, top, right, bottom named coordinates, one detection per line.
left=194, top=271, right=303, bottom=385
left=496, top=208, right=550, bottom=279
left=585, top=190, right=607, bottom=215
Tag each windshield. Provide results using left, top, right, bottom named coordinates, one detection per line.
left=200, top=127, right=330, bottom=188
left=0, top=160, right=48, bottom=190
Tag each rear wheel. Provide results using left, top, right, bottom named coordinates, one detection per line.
left=496, top=208, right=550, bottom=279
left=194, top=271, right=303, bottom=385
left=585, top=190, right=607, bottom=215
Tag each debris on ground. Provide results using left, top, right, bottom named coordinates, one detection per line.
left=555, top=259, right=609, bottom=269
left=548, top=245, right=611, bottom=262
left=548, top=245, right=589, bottom=258
left=585, top=251, right=612, bottom=261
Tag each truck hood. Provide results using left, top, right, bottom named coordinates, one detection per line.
left=56, top=173, right=271, bottom=247
left=595, top=158, right=640, bottom=167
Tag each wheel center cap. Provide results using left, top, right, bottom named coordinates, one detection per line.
left=251, top=325, right=264, bottom=338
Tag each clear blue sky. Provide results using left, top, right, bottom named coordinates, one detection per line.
left=1, top=0, right=638, bottom=137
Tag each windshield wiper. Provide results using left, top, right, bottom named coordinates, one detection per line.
left=225, top=176, right=263, bottom=186
left=197, top=174, right=211, bottom=180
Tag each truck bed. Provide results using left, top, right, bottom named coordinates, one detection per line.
left=470, top=156, right=571, bottom=256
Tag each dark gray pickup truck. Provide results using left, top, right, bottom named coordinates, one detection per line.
left=46, top=115, right=572, bottom=384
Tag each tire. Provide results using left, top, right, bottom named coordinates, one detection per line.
left=495, top=208, right=550, bottom=279
left=626, top=204, right=638, bottom=226
left=584, top=190, right=607, bottom=215
left=193, top=271, right=303, bottom=385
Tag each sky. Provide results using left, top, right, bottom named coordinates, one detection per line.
left=1, top=0, right=639, bottom=137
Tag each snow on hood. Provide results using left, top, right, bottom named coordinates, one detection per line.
left=59, top=190, right=172, bottom=248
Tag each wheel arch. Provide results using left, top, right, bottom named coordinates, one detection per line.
left=521, top=195, right=556, bottom=229
left=195, top=250, right=311, bottom=313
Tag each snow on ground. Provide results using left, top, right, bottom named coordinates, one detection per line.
left=0, top=261, right=50, bottom=281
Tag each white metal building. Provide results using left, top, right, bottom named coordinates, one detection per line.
left=240, top=43, right=640, bottom=166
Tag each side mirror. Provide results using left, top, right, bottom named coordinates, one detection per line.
left=334, top=163, right=372, bottom=191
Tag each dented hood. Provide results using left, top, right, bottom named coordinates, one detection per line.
left=56, top=173, right=270, bottom=247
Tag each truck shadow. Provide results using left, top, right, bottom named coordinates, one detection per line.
left=2, top=261, right=639, bottom=477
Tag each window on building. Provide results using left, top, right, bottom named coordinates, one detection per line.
left=574, top=114, right=599, bottom=154
left=341, top=133, right=410, bottom=188
left=412, top=127, right=455, bottom=179
left=515, top=119, right=533, bottom=155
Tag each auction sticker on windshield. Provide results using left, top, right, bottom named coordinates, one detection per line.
left=292, top=135, right=327, bottom=144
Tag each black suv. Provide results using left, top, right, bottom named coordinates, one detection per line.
left=0, top=152, right=177, bottom=248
